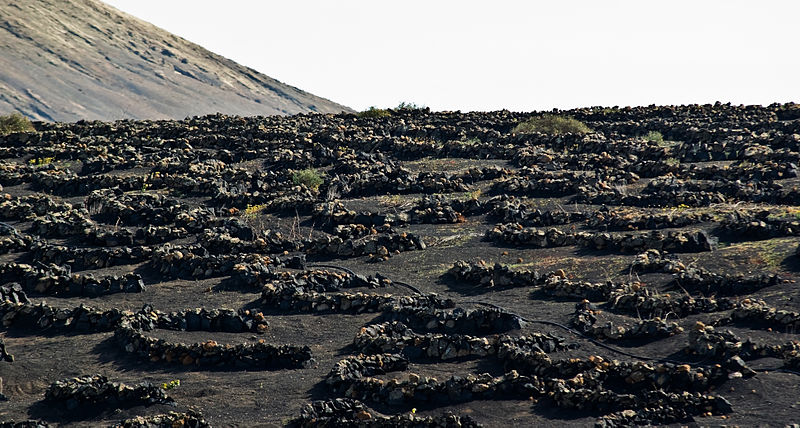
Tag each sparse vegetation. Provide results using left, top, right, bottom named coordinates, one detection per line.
left=665, top=157, right=679, bottom=166
left=161, top=379, right=180, bottom=390
left=379, top=194, right=403, bottom=207
left=357, top=102, right=426, bottom=118
left=642, top=130, right=664, bottom=143
left=0, top=113, right=35, bottom=135
left=292, top=168, right=324, bottom=191
left=512, top=114, right=591, bottom=135
left=465, top=189, right=482, bottom=200
left=27, top=156, right=54, bottom=166
left=358, top=107, right=391, bottom=118
left=243, top=204, right=267, bottom=218
left=395, top=101, right=425, bottom=110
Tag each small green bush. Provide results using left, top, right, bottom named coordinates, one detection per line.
left=512, top=114, right=591, bottom=135
left=395, top=101, right=425, bottom=110
left=358, top=107, right=391, bottom=118
left=292, top=168, right=324, bottom=191
left=0, top=113, right=35, bottom=135
left=643, top=130, right=664, bottom=143
left=161, top=379, right=180, bottom=390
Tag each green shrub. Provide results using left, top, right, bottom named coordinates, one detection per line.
left=292, top=168, right=324, bottom=191
left=643, top=130, right=664, bottom=143
left=0, top=113, right=35, bottom=135
left=161, top=379, right=180, bottom=390
left=395, top=101, right=425, bottom=110
left=512, top=114, right=591, bottom=135
left=358, top=107, right=391, bottom=118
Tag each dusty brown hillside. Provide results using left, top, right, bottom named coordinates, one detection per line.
left=0, top=0, right=352, bottom=121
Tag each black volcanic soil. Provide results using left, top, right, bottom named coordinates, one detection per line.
left=1, top=105, right=800, bottom=426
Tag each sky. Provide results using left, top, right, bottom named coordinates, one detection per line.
left=103, top=0, right=800, bottom=112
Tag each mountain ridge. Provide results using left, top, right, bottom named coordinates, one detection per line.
left=0, top=0, right=352, bottom=121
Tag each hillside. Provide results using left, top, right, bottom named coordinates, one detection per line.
left=0, top=105, right=799, bottom=426
left=0, top=0, right=352, bottom=121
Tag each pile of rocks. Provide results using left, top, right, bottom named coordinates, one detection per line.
left=447, top=260, right=550, bottom=289
left=539, top=277, right=629, bottom=301
left=355, top=321, right=492, bottom=358
left=0, top=420, right=50, bottom=428
left=113, top=411, right=210, bottom=428
left=489, top=199, right=589, bottom=227
left=354, top=321, right=566, bottom=359
left=293, top=398, right=483, bottom=427
left=313, top=201, right=410, bottom=227
left=716, top=299, right=800, bottom=332
left=0, top=283, right=29, bottom=304
left=571, top=300, right=683, bottom=341
left=585, top=209, right=713, bottom=231
left=578, top=186, right=726, bottom=208
left=266, top=269, right=379, bottom=291
left=197, top=230, right=296, bottom=255
left=30, top=242, right=153, bottom=270
left=86, top=225, right=188, bottom=246
left=0, top=337, right=13, bottom=362
left=85, top=189, right=187, bottom=226
left=0, top=262, right=144, bottom=296
left=31, top=169, right=148, bottom=197
left=486, top=223, right=716, bottom=253
left=720, top=210, right=800, bottom=239
left=381, top=304, right=523, bottom=334
left=0, top=193, right=72, bottom=221
left=150, top=245, right=276, bottom=281
left=45, top=375, right=173, bottom=410
left=672, top=267, right=780, bottom=296
left=609, top=289, right=734, bottom=318
left=559, top=388, right=732, bottom=426
left=629, top=249, right=686, bottom=273
left=114, top=319, right=312, bottom=369
left=304, top=230, right=426, bottom=260
left=337, top=368, right=542, bottom=407
left=29, top=209, right=94, bottom=238
left=260, top=273, right=452, bottom=314
left=491, top=173, right=583, bottom=197
left=131, top=304, right=269, bottom=334
left=0, top=232, right=32, bottom=255
left=687, top=322, right=800, bottom=372
left=326, top=353, right=410, bottom=389
left=1, top=298, right=127, bottom=331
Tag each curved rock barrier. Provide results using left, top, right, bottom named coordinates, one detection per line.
left=571, top=300, right=683, bottom=341
left=113, top=411, right=210, bottom=428
left=292, top=398, right=483, bottom=427
left=352, top=321, right=565, bottom=358
left=114, top=321, right=313, bottom=369
left=688, top=322, right=800, bottom=372
left=30, top=241, right=153, bottom=270
left=0, top=262, right=144, bottom=297
left=45, top=375, right=173, bottom=410
left=486, top=224, right=716, bottom=253
left=0, top=421, right=50, bottom=428
left=379, top=304, right=523, bottom=334
left=447, top=260, right=551, bottom=289
left=715, top=300, right=800, bottom=332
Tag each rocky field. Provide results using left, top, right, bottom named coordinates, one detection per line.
left=1, top=104, right=800, bottom=426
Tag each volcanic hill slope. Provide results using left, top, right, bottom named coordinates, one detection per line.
left=1, top=104, right=800, bottom=426
left=0, top=0, right=351, bottom=121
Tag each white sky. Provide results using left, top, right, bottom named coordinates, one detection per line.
left=103, top=0, right=800, bottom=112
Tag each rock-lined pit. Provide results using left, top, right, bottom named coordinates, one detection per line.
left=1, top=104, right=799, bottom=426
